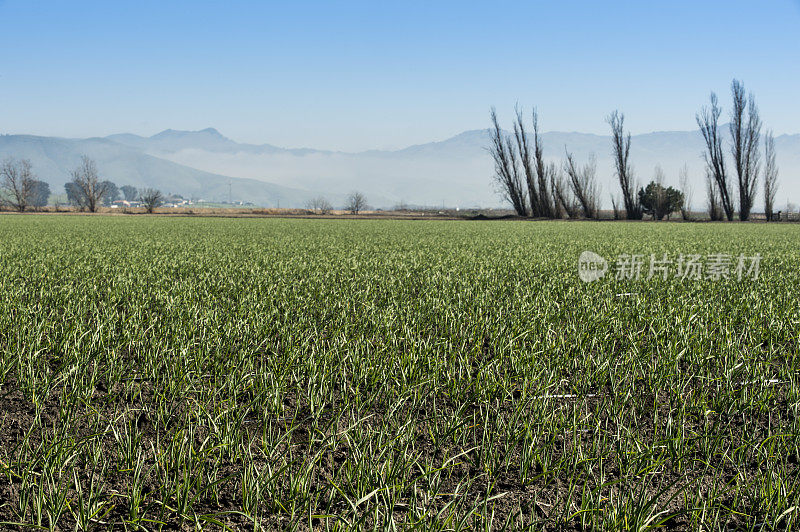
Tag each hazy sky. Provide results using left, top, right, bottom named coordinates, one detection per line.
left=1, top=0, right=798, bottom=151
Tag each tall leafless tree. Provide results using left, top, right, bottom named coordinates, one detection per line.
left=729, top=80, right=762, bottom=220
left=697, top=93, right=734, bottom=220
left=763, top=130, right=779, bottom=221
left=69, top=156, right=109, bottom=212
left=607, top=111, right=642, bottom=219
left=563, top=150, right=599, bottom=219
left=489, top=108, right=527, bottom=216
left=531, top=109, right=553, bottom=218
left=512, top=107, right=540, bottom=217
left=0, top=157, right=36, bottom=212
left=508, top=107, right=555, bottom=217
left=678, top=164, right=692, bottom=220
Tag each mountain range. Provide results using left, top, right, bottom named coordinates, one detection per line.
left=1, top=127, right=798, bottom=209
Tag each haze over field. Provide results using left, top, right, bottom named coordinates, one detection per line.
left=1, top=127, right=798, bottom=209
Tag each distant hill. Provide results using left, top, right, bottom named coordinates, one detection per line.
left=0, top=134, right=337, bottom=207
left=141, top=127, right=800, bottom=210
left=2, top=127, right=797, bottom=209
left=107, top=128, right=320, bottom=157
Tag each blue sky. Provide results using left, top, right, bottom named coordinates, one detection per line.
left=1, top=0, right=798, bottom=151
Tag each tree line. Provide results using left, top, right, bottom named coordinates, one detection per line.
left=490, top=79, right=780, bottom=221
left=305, top=192, right=368, bottom=215
left=0, top=155, right=164, bottom=213
left=3, top=153, right=371, bottom=215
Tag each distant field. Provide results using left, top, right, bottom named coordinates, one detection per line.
left=1, top=216, right=799, bottom=530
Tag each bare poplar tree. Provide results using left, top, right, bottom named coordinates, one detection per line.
left=678, top=164, right=692, bottom=221
left=512, top=107, right=540, bottom=216
left=729, top=80, right=762, bottom=220
left=563, top=150, right=599, bottom=218
left=697, top=93, right=734, bottom=220
left=510, top=107, right=555, bottom=217
left=531, top=110, right=553, bottom=218
left=69, top=156, right=109, bottom=212
left=763, top=130, right=779, bottom=221
left=607, top=111, right=642, bottom=219
left=139, top=188, right=164, bottom=214
left=489, top=108, right=527, bottom=216
left=0, top=157, right=36, bottom=212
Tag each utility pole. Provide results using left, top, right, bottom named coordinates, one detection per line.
left=228, top=179, right=232, bottom=204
